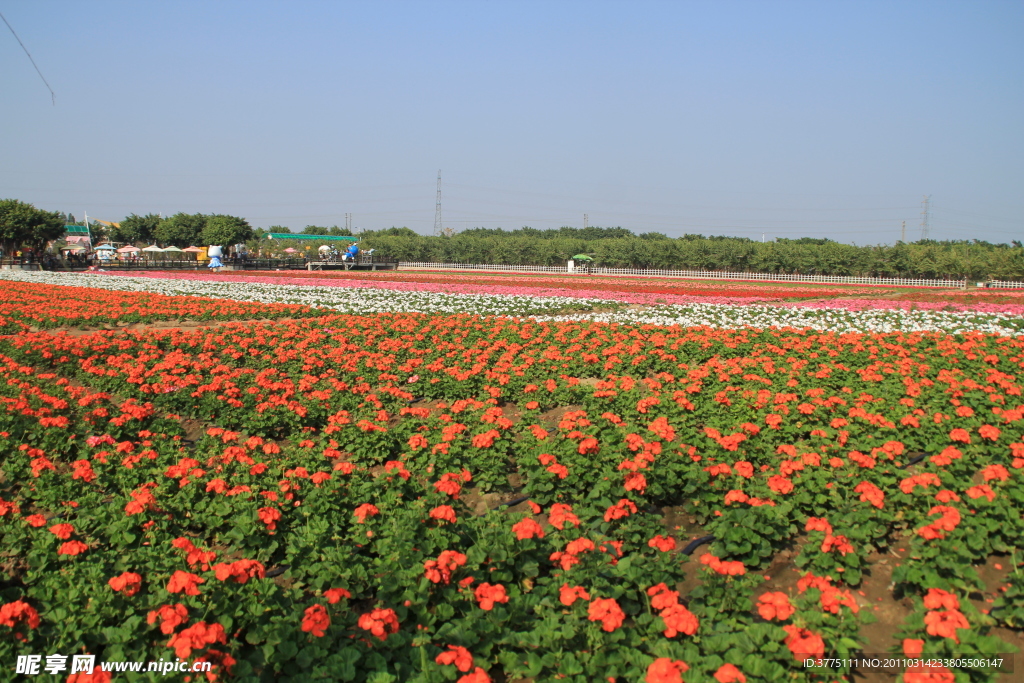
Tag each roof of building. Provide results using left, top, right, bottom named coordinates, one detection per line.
left=65, top=225, right=90, bottom=235
left=265, top=233, right=358, bottom=242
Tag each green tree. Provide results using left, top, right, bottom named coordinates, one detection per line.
left=0, top=199, right=65, bottom=255
left=113, top=213, right=161, bottom=245
left=202, top=214, right=253, bottom=246
left=154, top=213, right=206, bottom=247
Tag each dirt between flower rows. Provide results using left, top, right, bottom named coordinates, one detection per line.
left=34, top=324, right=1024, bottom=682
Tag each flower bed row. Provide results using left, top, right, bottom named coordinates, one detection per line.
left=0, top=279, right=315, bottom=333
left=1, top=299, right=1023, bottom=681
left=3, top=272, right=1024, bottom=336
left=196, top=269, right=890, bottom=301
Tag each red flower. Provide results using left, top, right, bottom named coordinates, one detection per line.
left=559, top=583, right=591, bottom=606
left=647, top=583, right=679, bottom=610
left=903, top=638, right=925, bottom=657
left=660, top=603, right=699, bottom=637
left=782, top=624, right=825, bottom=661
left=646, top=658, right=688, bottom=683
left=854, top=481, right=885, bottom=509
left=923, top=588, right=959, bottom=611
left=457, top=668, right=492, bottom=683
left=213, top=559, right=265, bottom=584
left=767, top=475, right=793, bottom=495
left=474, top=582, right=509, bottom=611
left=756, top=592, right=794, bottom=621
left=699, top=553, right=746, bottom=576
left=257, top=506, right=282, bottom=531
left=604, top=498, right=638, bottom=522
left=820, top=587, right=860, bottom=614
left=900, top=473, right=941, bottom=494
left=436, top=645, right=474, bottom=672
left=49, top=523, right=74, bottom=540
left=965, top=485, right=996, bottom=502
left=429, top=505, right=457, bottom=524
left=821, top=534, right=855, bottom=556
left=624, top=472, right=647, bottom=494
left=577, top=436, right=599, bottom=454
left=729, top=461, right=752, bottom=480
left=978, top=424, right=1001, bottom=441
left=982, top=464, right=1010, bottom=482
left=648, top=416, right=676, bottom=441
left=804, top=517, right=832, bottom=535
left=166, top=621, right=227, bottom=659
left=648, top=535, right=676, bottom=552
left=357, top=608, right=400, bottom=641
left=147, top=604, right=188, bottom=634
left=723, top=490, right=749, bottom=505
left=512, top=518, right=544, bottom=540
left=353, top=503, right=380, bottom=523
left=713, top=664, right=747, bottom=683
left=108, top=572, right=142, bottom=596
left=166, top=570, right=204, bottom=596
left=548, top=503, right=579, bottom=529
left=0, top=600, right=40, bottom=630
left=24, top=514, right=46, bottom=527
left=924, top=610, right=969, bottom=642
left=424, top=550, right=468, bottom=585
left=949, top=428, right=971, bottom=444
left=58, top=540, right=88, bottom=556
left=546, top=463, right=569, bottom=479
left=587, top=597, right=625, bottom=632
left=71, top=459, right=96, bottom=483
left=325, top=587, right=351, bottom=604
left=301, top=604, right=330, bottom=637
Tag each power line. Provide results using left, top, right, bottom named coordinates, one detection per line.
left=0, top=11, right=55, bottom=106
left=433, top=170, right=442, bottom=236
left=920, top=194, right=931, bottom=240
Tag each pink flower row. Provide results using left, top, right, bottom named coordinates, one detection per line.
left=101, top=271, right=772, bottom=306
left=100, top=272, right=1024, bottom=314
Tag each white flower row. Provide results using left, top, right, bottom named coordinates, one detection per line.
left=538, top=305, right=1024, bottom=336
left=2, top=270, right=1022, bottom=336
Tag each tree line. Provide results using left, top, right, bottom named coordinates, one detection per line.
left=3, top=199, right=1022, bottom=279
left=356, top=227, right=1024, bottom=280
left=110, top=213, right=254, bottom=248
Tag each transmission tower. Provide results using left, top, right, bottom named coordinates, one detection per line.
left=433, top=170, right=442, bottom=236
left=583, top=214, right=588, bottom=230
left=920, top=195, right=931, bottom=240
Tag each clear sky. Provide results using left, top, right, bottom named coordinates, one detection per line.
left=2, top=1, right=1021, bottom=243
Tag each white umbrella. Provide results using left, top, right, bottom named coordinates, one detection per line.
left=94, top=244, right=116, bottom=250
left=116, top=246, right=140, bottom=253
left=142, top=245, right=164, bottom=252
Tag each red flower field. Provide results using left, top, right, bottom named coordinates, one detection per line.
left=0, top=281, right=1021, bottom=682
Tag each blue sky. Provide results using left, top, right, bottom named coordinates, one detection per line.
left=2, top=1, right=1021, bottom=243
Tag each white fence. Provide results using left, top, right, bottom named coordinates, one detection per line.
left=398, top=262, right=969, bottom=288
left=988, top=280, right=1024, bottom=289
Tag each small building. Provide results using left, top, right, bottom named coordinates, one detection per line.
left=64, top=224, right=91, bottom=247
